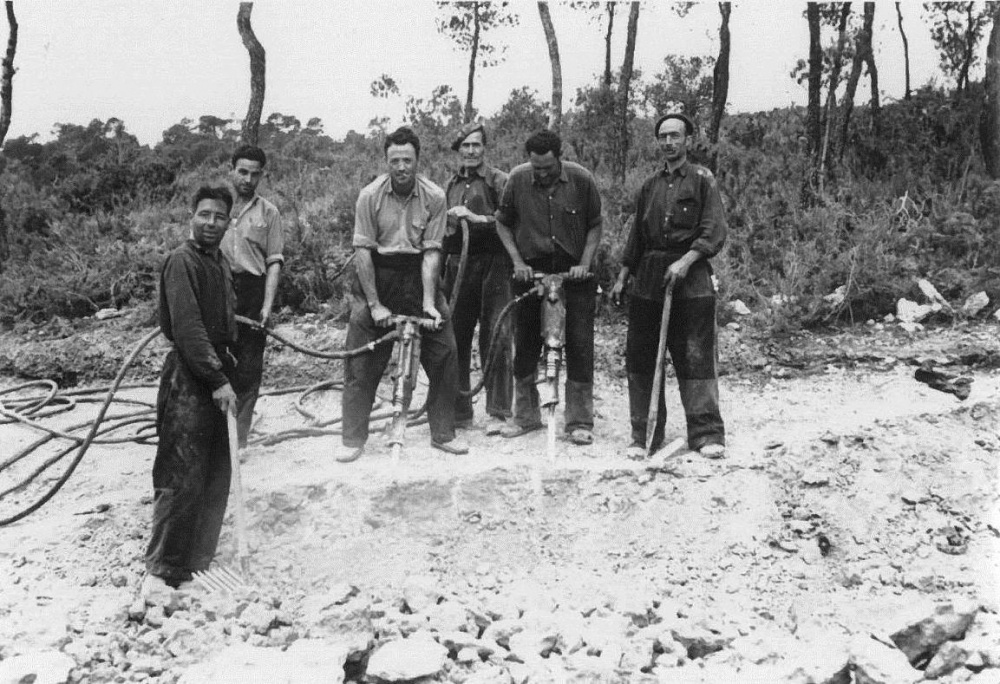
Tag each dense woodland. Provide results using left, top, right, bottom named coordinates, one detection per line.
left=1, top=2, right=1000, bottom=333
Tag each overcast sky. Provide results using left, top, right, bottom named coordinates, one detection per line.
left=6, top=2, right=950, bottom=146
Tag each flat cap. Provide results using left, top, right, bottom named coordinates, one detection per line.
left=451, top=121, right=486, bottom=151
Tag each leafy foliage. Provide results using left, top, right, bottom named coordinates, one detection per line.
left=435, top=1, right=519, bottom=69
left=923, top=2, right=998, bottom=92
left=2, top=72, right=1000, bottom=335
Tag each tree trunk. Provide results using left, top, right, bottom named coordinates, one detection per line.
left=0, top=1, right=17, bottom=269
left=707, top=1, right=731, bottom=172
left=818, top=3, right=851, bottom=178
left=806, top=3, right=822, bottom=160
left=982, top=10, right=1000, bottom=177
left=863, top=4, right=880, bottom=142
left=839, top=2, right=874, bottom=160
left=464, top=2, right=480, bottom=124
left=0, top=0, right=17, bottom=149
left=896, top=2, right=911, bottom=100
left=237, top=2, right=266, bottom=146
left=537, top=2, right=562, bottom=133
left=616, top=1, right=640, bottom=183
left=959, top=4, right=975, bottom=94
left=603, top=2, right=615, bottom=89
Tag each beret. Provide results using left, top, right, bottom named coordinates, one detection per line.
left=654, top=112, right=695, bottom=137
left=451, top=121, right=486, bottom=151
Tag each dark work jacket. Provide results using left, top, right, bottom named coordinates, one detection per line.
left=443, top=164, right=508, bottom=255
left=158, top=240, right=237, bottom=390
left=621, top=160, right=727, bottom=301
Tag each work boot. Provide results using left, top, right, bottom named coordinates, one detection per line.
left=484, top=416, right=506, bottom=436
left=432, top=436, right=470, bottom=455
left=625, top=442, right=647, bottom=460
left=564, top=380, right=594, bottom=435
left=510, top=374, right=541, bottom=429
left=334, top=443, right=365, bottom=464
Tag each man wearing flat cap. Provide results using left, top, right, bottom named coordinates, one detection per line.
left=442, top=121, right=513, bottom=435
left=611, top=113, right=728, bottom=460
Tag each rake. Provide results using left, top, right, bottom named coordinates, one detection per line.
left=192, top=408, right=250, bottom=593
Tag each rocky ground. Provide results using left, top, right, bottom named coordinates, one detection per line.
left=2, top=309, right=1000, bottom=683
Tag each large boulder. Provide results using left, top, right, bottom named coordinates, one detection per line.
left=0, top=651, right=76, bottom=684
left=177, top=641, right=348, bottom=684
left=366, top=632, right=448, bottom=682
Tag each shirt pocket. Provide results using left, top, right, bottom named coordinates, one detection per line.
left=244, top=219, right=269, bottom=249
left=670, top=192, right=700, bottom=230
left=559, top=204, right=584, bottom=234
left=407, top=212, right=428, bottom=248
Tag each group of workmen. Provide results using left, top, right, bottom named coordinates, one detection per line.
left=143, top=112, right=728, bottom=595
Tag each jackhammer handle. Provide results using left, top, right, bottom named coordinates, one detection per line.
left=387, top=314, right=438, bottom=327
left=529, top=271, right=594, bottom=280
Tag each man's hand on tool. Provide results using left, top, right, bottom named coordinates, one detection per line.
left=369, top=302, right=393, bottom=327
left=666, top=251, right=699, bottom=284
left=611, top=279, right=626, bottom=307
left=512, top=260, right=534, bottom=283
left=258, top=307, right=271, bottom=329
left=422, top=304, right=444, bottom=330
left=447, top=205, right=483, bottom=223
left=212, top=383, right=237, bottom=414
left=568, top=264, right=591, bottom=281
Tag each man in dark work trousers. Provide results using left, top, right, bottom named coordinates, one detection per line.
left=611, top=113, right=727, bottom=460
left=335, top=126, right=467, bottom=464
left=143, top=186, right=238, bottom=600
left=495, top=129, right=603, bottom=446
left=442, top=121, right=513, bottom=436
left=221, top=145, right=284, bottom=448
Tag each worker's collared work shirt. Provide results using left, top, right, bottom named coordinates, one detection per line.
left=353, top=174, right=447, bottom=254
left=220, top=195, right=284, bottom=276
left=159, top=240, right=237, bottom=390
left=622, top=160, right=728, bottom=301
left=495, top=160, right=602, bottom=263
left=443, top=164, right=508, bottom=255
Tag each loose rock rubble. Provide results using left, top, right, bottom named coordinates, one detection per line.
left=3, top=321, right=1000, bottom=682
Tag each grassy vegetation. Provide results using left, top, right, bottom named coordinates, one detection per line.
left=1, top=85, right=998, bottom=333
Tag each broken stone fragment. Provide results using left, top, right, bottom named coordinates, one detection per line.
left=177, top=641, right=345, bottom=684
left=463, top=665, right=514, bottom=684
left=238, top=602, right=279, bottom=635
left=896, top=298, right=933, bottom=324
left=923, top=640, right=971, bottom=679
left=402, top=574, right=443, bottom=613
left=507, top=629, right=559, bottom=661
left=913, top=362, right=972, bottom=400
left=962, top=291, right=989, bottom=317
left=0, top=650, right=76, bottom=684
left=145, top=605, right=166, bottom=628
left=455, top=646, right=479, bottom=663
left=849, top=636, right=918, bottom=684
left=889, top=600, right=980, bottom=666
left=481, top=618, right=524, bottom=647
left=366, top=633, right=449, bottom=682
left=801, top=468, right=831, bottom=486
left=424, top=599, right=473, bottom=633
left=670, top=618, right=732, bottom=659
left=729, top=299, right=751, bottom=316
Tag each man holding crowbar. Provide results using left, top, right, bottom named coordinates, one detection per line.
left=612, top=112, right=728, bottom=460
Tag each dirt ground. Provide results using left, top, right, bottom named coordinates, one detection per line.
left=2, top=313, right=1000, bottom=682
